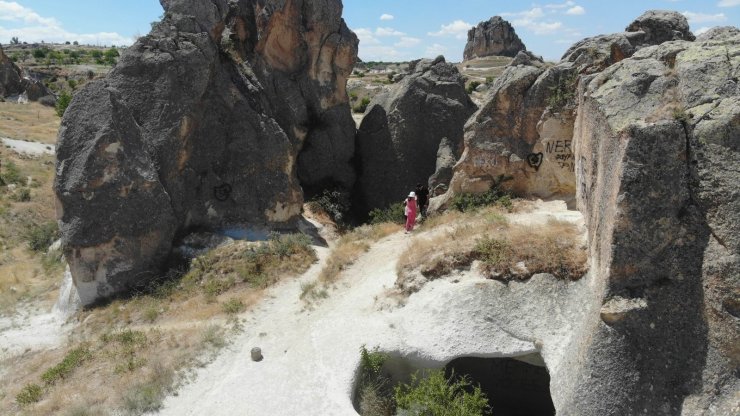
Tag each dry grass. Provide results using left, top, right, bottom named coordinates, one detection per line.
left=301, top=222, right=401, bottom=302
left=396, top=206, right=587, bottom=295
left=0, top=149, right=60, bottom=314
left=0, top=228, right=319, bottom=414
left=0, top=102, right=60, bottom=144
left=1, top=324, right=228, bottom=415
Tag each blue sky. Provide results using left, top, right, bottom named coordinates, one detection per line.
left=1, top=0, right=738, bottom=61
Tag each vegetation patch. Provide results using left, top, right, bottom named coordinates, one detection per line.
left=41, top=346, right=91, bottom=385
left=368, top=202, right=406, bottom=225
left=396, top=205, right=587, bottom=295
left=355, top=347, right=491, bottom=416
left=449, top=175, right=513, bottom=212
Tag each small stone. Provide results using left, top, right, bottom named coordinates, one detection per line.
left=251, top=347, right=263, bottom=362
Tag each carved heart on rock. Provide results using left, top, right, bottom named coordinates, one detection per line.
left=527, top=153, right=544, bottom=171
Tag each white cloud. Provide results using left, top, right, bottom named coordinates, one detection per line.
left=375, top=27, right=405, bottom=37
left=566, top=6, right=586, bottom=15
left=0, top=1, right=130, bottom=45
left=694, top=26, right=712, bottom=35
left=502, top=7, right=545, bottom=20
left=428, top=20, right=473, bottom=40
left=425, top=43, right=447, bottom=57
left=502, top=7, right=568, bottom=34
left=682, top=11, right=727, bottom=23
left=0, top=1, right=58, bottom=26
left=394, top=37, right=421, bottom=48
left=354, top=28, right=381, bottom=45
left=380, top=14, right=394, bottom=21
left=718, top=0, right=740, bottom=7
left=545, top=1, right=575, bottom=9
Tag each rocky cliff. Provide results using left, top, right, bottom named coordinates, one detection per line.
left=354, top=56, right=476, bottom=215
left=54, top=0, right=358, bottom=305
left=463, top=16, right=526, bottom=61
left=568, top=26, right=739, bottom=415
left=0, top=45, right=24, bottom=97
left=434, top=10, right=696, bottom=211
left=427, top=13, right=738, bottom=413
left=0, top=45, right=53, bottom=102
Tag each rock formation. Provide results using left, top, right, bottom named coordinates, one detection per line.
left=354, top=56, right=476, bottom=215
left=54, top=0, right=358, bottom=305
left=463, top=16, right=526, bottom=61
left=568, top=26, right=739, bottom=415
left=0, top=45, right=24, bottom=97
left=433, top=10, right=737, bottom=414
left=433, top=10, right=697, bottom=211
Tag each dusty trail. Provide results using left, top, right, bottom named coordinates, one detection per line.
left=158, top=200, right=585, bottom=416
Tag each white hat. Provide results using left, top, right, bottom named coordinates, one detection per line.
left=408, top=191, right=416, bottom=198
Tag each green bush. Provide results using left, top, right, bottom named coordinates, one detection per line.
left=56, top=91, right=72, bottom=117
left=1, top=161, right=24, bottom=185
left=466, top=81, right=481, bottom=94
left=485, top=76, right=495, bottom=84
left=221, top=298, right=245, bottom=315
left=547, top=71, right=577, bottom=111
left=308, top=189, right=351, bottom=225
left=25, top=221, right=59, bottom=252
left=357, top=346, right=394, bottom=416
left=121, top=364, right=174, bottom=414
left=450, top=175, right=513, bottom=212
left=10, top=187, right=31, bottom=202
left=353, top=97, right=371, bottom=113
left=16, top=383, right=43, bottom=406
left=474, top=237, right=510, bottom=268
left=41, top=346, right=91, bottom=385
left=32, top=48, right=46, bottom=59
left=368, top=203, right=405, bottom=225
left=394, top=370, right=490, bottom=416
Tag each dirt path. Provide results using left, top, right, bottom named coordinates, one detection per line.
left=158, top=200, right=586, bottom=416
left=1, top=137, right=56, bottom=156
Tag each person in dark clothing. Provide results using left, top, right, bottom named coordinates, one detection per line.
left=415, top=183, right=429, bottom=217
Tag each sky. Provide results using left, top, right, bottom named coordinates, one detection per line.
left=0, top=0, right=738, bottom=62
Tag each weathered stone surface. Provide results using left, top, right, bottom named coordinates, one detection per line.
left=509, top=50, right=545, bottom=68
left=354, top=56, right=476, bottom=215
left=463, top=16, right=526, bottom=61
left=0, top=45, right=24, bottom=97
left=55, top=0, right=358, bottom=305
left=625, top=9, right=695, bottom=44
left=562, top=10, right=693, bottom=74
left=430, top=62, right=579, bottom=212
left=568, top=28, right=738, bottom=415
left=0, top=45, right=54, bottom=103
left=433, top=10, right=697, bottom=213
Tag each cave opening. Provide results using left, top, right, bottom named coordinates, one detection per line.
left=445, top=356, right=555, bottom=416
left=354, top=353, right=555, bottom=416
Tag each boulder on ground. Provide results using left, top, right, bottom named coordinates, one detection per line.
left=55, top=0, right=358, bottom=305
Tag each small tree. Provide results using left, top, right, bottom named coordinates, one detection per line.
left=10, top=36, right=20, bottom=45
left=56, top=92, right=72, bottom=118
left=32, top=48, right=46, bottom=59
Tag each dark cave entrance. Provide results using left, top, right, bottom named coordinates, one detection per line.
left=444, top=356, right=555, bottom=416
left=354, top=353, right=555, bottom=416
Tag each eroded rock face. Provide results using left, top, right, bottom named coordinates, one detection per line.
left=563, top=10, right=694, bottom=74
left=0, top=45, right=54, bottom=103
left=55, top=0, right=358, bottom=305
left=568, top=28, right=739, bottom=415
left=0, top=45, right=24, bottom=97
left=433, top=10, right=696, bottom=212
left=463, top=16, right=526, bottom=61
left=354, top=57, right=476, bottom=215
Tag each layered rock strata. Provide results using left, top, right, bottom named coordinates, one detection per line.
left=54, top=0, right=358, bottom=304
